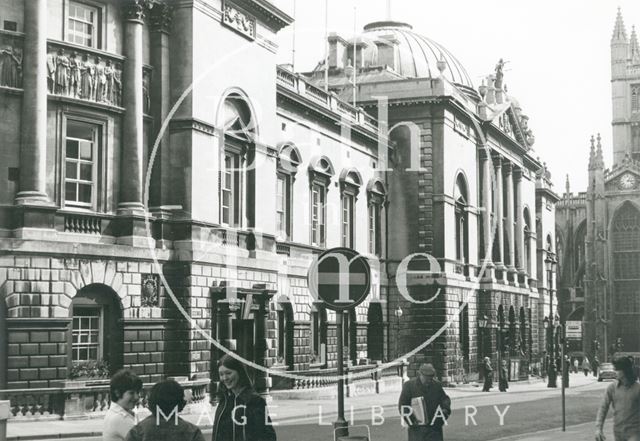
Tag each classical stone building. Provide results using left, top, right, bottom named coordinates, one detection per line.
left=556, top=9, right=640, bottom=360
left=0, top=0, right=558, bottom=410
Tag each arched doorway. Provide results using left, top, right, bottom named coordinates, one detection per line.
left=70, top=284, right=123, bottom=375
left=367, top=303, right=383, bottom=362
left=275, top=302, right=294, bottom=369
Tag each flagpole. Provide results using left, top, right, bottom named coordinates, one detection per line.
left=292, top=0, right=297, bottom=70
left=324, top=0, right=329, bottom=92
left=352, top=5, right=357, bottom=106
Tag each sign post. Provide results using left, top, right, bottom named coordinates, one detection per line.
left=307, top=247, right=371, bottom=440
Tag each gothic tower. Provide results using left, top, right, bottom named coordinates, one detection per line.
left=611, top=9, right=640, bottom=163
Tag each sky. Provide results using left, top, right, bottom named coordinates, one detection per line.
left=272, top=0, right=640, bottom=192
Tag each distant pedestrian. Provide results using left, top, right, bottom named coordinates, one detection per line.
left=593, top=356, right=600, bottom=378
left=398, top=363, right=452, bottom=441
left=573, top=358, right=579, bottom=374
left=595, top=356, right=640, bottom=441
left=103, top=369, right=143, bottom=441
left=482, top=357, right=493, bottom=392
left=212, top=354, right=277, bottom=441
left=563, top=356, right=570, bottom=388
left=498, top=360, right=509, bottom=392
left=126, top=379, right=205, bottom=441
left=583, top=357, right=592, bottom=377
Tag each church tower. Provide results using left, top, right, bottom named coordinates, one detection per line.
left=611, top=9, right=640, bottom=163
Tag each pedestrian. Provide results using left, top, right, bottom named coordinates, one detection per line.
left=573, top=358, right=579, bottom=374
left=583, top=357, right=592, bottom=377
left=212, top=354, right=277, bottom=441
left=126, top=379, right=205, bottom=441
left=563, top=355, right=570, bottom=388
left=595, top=356, right=640, bottom=441
left=593, top=355, right=600, bottom=378
left=499, top=360, right=509, bottom=392
left=398, top=363, right=452, bottom=441
left=103, top=369, right=143, bottom=441
left=482, top=357, right=493, bottom=392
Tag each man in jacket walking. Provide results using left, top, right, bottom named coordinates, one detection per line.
left=398, top=363, right=452, bottom=441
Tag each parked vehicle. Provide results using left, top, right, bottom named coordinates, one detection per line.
left=597, top=362, right=617, bottom=382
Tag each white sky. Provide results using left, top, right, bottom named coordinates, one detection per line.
left=272, top=0, right=640, bottom=192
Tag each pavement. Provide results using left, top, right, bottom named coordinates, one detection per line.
left=6, top=373, right=604, bottom=440
left=493, top=421, right=614, bottom=441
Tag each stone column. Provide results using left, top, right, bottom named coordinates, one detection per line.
left=254, top=287, right=276, bottom=397
left=515, top=169, right=525, bottom=275
left=480, top=150, right=494, bottom=269
left=492, top=155, right=504, bottom=269
left=149, top=3, right=172, bottom=211
left=118, top=0, right=146, bottom=214
left=16, top=0, right=49, bottom=204
left=505, top=163, right=515, bottom=271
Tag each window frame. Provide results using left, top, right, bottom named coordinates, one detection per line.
left=366, top=179, right=385, bottom=257
left=275, top=143, right=300, bottom=241
left=61, top=114, right=106, bottom=212
left=71, top=306, right=103, bottom=363
left=65, top=0, right=103, bottom=50
left=341, top=192, right=355, bottom=248
left=308, top=157, right=334, bottom=248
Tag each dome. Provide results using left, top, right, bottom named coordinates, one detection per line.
left=361, top=21, right=474, bottom=89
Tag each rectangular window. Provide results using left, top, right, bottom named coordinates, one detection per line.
left=276, top=174, right=291, bottom=239
left=341, top=194, right=354, bottom=247
left=221, top=152, right=241, bottom=227
left=311, top=184, right=326, bottom=247
left=67, top=1, right=100, bottom=48
left=72, top=307, right=101, bottom=362
left=65, top=120, right=99, bottom=209
left=632, top=85, right=639, bottom=113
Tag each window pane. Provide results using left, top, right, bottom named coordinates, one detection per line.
left=65, top=182, right=77, bottom=201
left=66, top=140, right=79, bottom=158
left=80, top=163, right=92, bottom=181
left=78, top=184, right=92, bottom=203
left=79, top=141, right=92, bottom=160
left=66, top=161, right=78, bottom=179
left=67, top=120, right=94, bottom=141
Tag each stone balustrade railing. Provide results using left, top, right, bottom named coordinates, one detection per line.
left=276, top=66, right=378, bottom=133
left=0, top=378, right=209, bottom=421
left=270, top=361, right=405, bottom=392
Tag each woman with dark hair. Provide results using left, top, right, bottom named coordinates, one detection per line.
left=103, top=370, right=143, bottom=441
left=595, top=356, right=640, bottom=441
left=126, top=379, right=204, bottom=441
left=212, top=354, right=277, bottom=441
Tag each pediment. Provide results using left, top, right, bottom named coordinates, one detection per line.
left=485, top=103, right=533, bottom=150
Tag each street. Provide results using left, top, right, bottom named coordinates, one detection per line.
left=16, top=377, right=611, bottom=441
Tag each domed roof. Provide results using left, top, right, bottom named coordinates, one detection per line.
left=362, top=21, right=474, bottom=89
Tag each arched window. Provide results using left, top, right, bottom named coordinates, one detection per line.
left=367, top=179, right=386, bottom=256
left=219, top=94, right=255, bottom=227
left=276, top=302, right=294, bottom=369
left=612, top=202, right=640, bottom=351
left=455, top=174, right=469, bottom=263
left=497, top=305, right=506, bottom=353
left=339, top=168, right=363, bottom=248
left=276, top=143, right=301, bottom=240
left=70, top=284, right=123, bottom=374
left=519, top=307, right=527, bottom=355
left=574, top=222, right=586, bottom=272
left=309, top=156, right=335, bottom=247
left=556, top=233, right=563, bottom=281
left=632, top=85, right=639, bottom=113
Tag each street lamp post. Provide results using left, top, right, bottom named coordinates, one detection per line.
left=394, top=305, right=403, bottom=359
left=545, top=253, right=558, bottom=388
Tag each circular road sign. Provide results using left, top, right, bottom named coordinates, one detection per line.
left=307, top=247, right=371, bottom=311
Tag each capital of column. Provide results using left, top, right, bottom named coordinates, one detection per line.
left=122, top=0, right=152, bottom=23
left=478, top=147, right=493, bottom=161
left=513, top=167, right=523, bottom=180
left=149, top=2, right=174, bottom=34
left=503, top=161, right=513, bottom=174
left=491, top=153, right=503, bottom=168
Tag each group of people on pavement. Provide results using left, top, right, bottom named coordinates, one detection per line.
left=98, top=351, right=639, bottom=441
left=102, top=354, right=276, bottom=441
left=480, top=357, right=509, bottom=392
